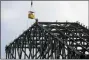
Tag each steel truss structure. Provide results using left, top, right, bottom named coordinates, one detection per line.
left=5, top=20, right=89, bottom=59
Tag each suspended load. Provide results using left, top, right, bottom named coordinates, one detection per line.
left=28, top=0, right=35, bottom=19
left=28, top=11, right=35, bottom=19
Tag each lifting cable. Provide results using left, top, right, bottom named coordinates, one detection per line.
left=31, top=0, right=33, bottom=7
left=28, top=0, right=35, bottom=19
left=27, top=0, right=35, bottom=28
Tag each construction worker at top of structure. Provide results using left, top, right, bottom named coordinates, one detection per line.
left=28, top=11, right=35, bottom=19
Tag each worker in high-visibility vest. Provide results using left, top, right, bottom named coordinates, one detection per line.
left=28, top=11, right=35, bottom=19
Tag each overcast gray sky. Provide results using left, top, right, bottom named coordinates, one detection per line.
left=1, top=1, right=88, bottom=58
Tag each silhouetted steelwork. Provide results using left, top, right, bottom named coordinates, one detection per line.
left=5, top=20, right=89, bottom=59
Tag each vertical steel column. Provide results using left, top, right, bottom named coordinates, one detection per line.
left=5, top=46, right=7, bottom=59
left=24, top=37, right=26, bottom=59
left=15, top=42, right=16, bottom=59
left=32, top=28, right=35, bottom=59
left=36, top=20, right=38, bottom=59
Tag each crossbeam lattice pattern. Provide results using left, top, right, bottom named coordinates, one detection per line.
left=5, top=20, right=89, bottom=59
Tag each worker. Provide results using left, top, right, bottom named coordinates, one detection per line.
left=28, top=11, right=35, bottom=19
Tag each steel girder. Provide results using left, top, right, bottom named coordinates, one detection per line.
left=5, top=20, right=89, bottom=59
